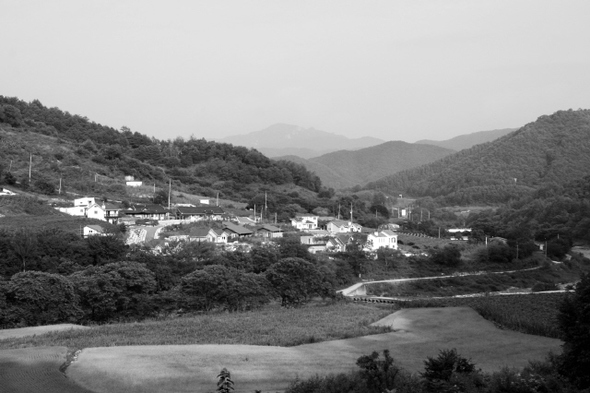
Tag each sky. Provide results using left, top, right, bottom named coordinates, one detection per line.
left=2, top=0, right=590, bottom=143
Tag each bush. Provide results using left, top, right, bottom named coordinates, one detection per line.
left=3, top=271, right=82, bottom=326
left=421, top=348, right=484, bottom=393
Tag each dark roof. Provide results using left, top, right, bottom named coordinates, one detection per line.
left=190, top=227, right=211, bottom=237
left=223, top=222, right=253, bottom=235
left=176, top=206, right=225, bottom=215
left=85, top=224, right=105, bottom=232
left=256, top=224, right=282, bottom=232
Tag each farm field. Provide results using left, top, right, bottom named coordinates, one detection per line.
left=0, top=295, right=568, bottom=392
left=66, top=307, right=562, bottom=393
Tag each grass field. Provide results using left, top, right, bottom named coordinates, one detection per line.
left=0, top=301, right=393, bottom=350
left=395, top=292, right=566, bottom=338
left=64, top=307, right=562, bottom=393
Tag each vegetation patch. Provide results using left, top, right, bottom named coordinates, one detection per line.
left=0, top=301, right=393, bottom=350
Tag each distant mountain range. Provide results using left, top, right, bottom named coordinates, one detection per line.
left=366, top=109, right=590, bottom=204
left=277, top=142, right=454, bottom=189
left=415, top=128, right=517, bottom=151
left=267, top=126, right=514, bottom=189
left=218, top=124, right=385, bottom=159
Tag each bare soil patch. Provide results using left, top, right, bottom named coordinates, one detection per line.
left=67, top=307, right=562, bottom=393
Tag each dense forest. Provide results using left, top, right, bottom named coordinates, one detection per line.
left=466, top=174, right=590, bottom=245
left=366, top=109, right=590, bottom=205
left=0, top=96, right=322, bottom=202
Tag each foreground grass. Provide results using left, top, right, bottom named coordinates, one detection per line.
left=0, top=301, right=394, bottom=350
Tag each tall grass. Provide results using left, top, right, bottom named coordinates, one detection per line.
left=397, top=292, right=565, bottom=338
left=0, top=301, right=394, bottom=350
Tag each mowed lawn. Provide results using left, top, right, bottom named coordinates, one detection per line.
left=66, top=307, right=562, bottom=393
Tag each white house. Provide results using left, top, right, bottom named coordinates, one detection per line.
left=0, top=188, right=16, bottom=196
left=86, top=203, right=107, bottom=221
left=74, top=197, right=97, bottom=207
left=291, top=214, right=319, bottom=230
left=83, top=224, right=106, bottom=238
left=56, top=206, right=87, bottom=217
left=255, top=224, right=283, bottom=238
left=366, top=230, right=398, bottom=251
left=208, top=228, right=230, bottom=244
left=326, top=220, right=362, bottom=234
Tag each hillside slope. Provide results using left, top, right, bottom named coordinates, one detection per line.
left=280, top=141, right=455, bottom=189
left=415, top=128, right=516, bottom=151
left=366, top=109, right=590, bottom=204
left=0, top=96, right=322, bottom=203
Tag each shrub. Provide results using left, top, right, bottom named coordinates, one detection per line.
left=421, top=348, right=484, bottom=393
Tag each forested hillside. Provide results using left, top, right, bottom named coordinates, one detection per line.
left=367, top=109, right=590, bottom=204
left=467, top=174, right=590, bottom=244
left=0, top=96, right=322, bottom=202
left=279, top=141, right=454, bottom=189
left=415, top=128, right=516, bottom=151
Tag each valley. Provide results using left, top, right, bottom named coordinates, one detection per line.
left=1, top=97, right=590, bottom=392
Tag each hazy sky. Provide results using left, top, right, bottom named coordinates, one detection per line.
left=2, top=0, right=590, bottom=143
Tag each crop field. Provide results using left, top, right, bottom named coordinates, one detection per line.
left=394, top=292, right=566, bottom=338
left=0, top=301, right=393, bottom=350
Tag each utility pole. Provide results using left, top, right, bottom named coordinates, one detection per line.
left=168, top=179, right=171, bottom=210
left=216, top=192, right=219, bottom=207
left=28, top=153, right=32, bottom=182
left=58, top=177, right=62, bottom=194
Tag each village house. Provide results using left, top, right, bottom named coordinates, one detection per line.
left=366, top=230, right=398, bottom=251
left=290, top=214, right=319, bottom=230
left=222, top=222, right=253, bottom=239
left=83, top=224, right=106, bottom=238
left=326, top=219, right=362, bottom=234
left=57, top=197, right=107, bottom=220
left=254, top=224, right=283, bottom=238
left=120, top=204, right=169, bottom=221
left=208, top=228, right=230, bottom=243
left=175, top=206, right=226, bottom=221
left=0, top=188, right=17, bottom=196
left=326, top=234, right=353, bottom=252
left=124, top=176, right=143, bottom=187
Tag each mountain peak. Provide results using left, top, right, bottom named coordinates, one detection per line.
left=218, top=124, right=384, bottom=158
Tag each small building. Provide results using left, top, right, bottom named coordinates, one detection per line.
left=326, top=220, right=362, bottom=234
left=306, top=244, right=327, bottom=254
left=326, top=234, right=353, bottom=253
left=125, top=176, right=143, bottom=187
left=86, top=203, right=107, bottom=221
left=189, top=227, right=211, bottom=242
left=83, top=224, right=106, bottom=238
left=223, top=222, right=253, bottom=239
left=56, top=206, right=88, bottom=217
left=291, top=214, right=319, bottom=230
left=121, top=204, right=169, bottom=221
left=175, top=206, right=226, bottom=221
left=74, top=197, right=97, bottom=207
left=0, top=188, right=16, bottom=196
left=208, top=228, right=230, bottom=244
left=255, top=224, right=283, bottom=238
left=366, top=230, right=398, bottom=251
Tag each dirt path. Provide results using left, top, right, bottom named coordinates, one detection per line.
left=66, top=307, right=562, bottom=393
